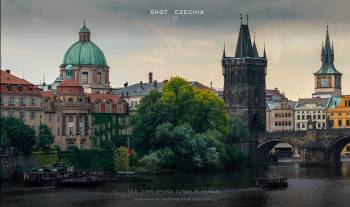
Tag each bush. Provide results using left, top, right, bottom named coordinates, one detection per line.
left=138, top=152, right=161, bottom=172
left=66, top=145, right=79, bottom=152
left=113, top=146, right=139, bottom=172
left=155, top=148, right=175, bottom=167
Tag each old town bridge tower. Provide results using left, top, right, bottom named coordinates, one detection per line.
left=222, top=15, right=267, bottom=133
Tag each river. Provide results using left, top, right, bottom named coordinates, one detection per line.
left=2, top=163, right=350, bottom=207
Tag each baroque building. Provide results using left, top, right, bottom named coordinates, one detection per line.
left=222, top=15, right=267, bottom=133
left=0, top=69, right=43, bottom=133
left=312, top=25, right=342, bottom=98
left=59, top=22, right=110, bottom=94
left=328, top=96, right=350, bottom=128
left=1, top=23, right=129, bottom=151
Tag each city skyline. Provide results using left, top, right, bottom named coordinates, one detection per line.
left=2, top=0, right=350, bottom=100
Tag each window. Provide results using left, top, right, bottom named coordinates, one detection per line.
left=8, top=97, right=15, bottom=106
left=57, top=127, right=61, bottom=135
left=19, top=111, right=25, bottom=120
left=0, top=96, right=3, bottom=105
left=49, top=114, right=52, bottom=123
left=31, top=97, right=36, bottom=106
left=19, top=97, right=25, bottom=106
left=69, top=127, right=73, bottom=135
left=7, top=85, right=12, bottom=91
left=82, top=72, right=88, bottom=84
left=338, top=120, right=342, bottom=127
left=346, top=120, right=350, bottom=126
left=97, top=72, right=102, bottom=84
left=30, top=112, right=36, bottom=120
left=69, top=115, right=73, bottom=122
left=9, top=111, right=14, bottom=117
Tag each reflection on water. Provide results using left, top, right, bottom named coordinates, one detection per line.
left=1, top=163, right=350, bottom=207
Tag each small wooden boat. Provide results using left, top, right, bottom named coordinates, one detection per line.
left=255, top=177, right=288, bottom=189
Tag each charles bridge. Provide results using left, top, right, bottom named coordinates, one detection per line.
left=252, top=128, right=350, bottom=166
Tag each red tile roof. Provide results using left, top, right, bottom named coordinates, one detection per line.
left=1, top=69, right=32, bottom=85
left=0, top=69, right=42, bottom=95
left=41, top=91, right=55, bottom=101
left=57, top=79, right=85, bottom=95
left=87, top=93, right=120, bottom=103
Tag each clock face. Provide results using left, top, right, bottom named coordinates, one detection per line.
left=321, top=79, right=329, bottom=87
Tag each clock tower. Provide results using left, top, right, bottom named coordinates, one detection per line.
left=312, top=25, right=342, bottom=98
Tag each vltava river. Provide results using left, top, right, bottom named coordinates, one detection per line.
left=2, top=163, right=350, bottom=207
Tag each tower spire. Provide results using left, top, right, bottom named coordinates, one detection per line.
left=84, top=19, right=86, bottom=27
left=263, top=42, right=266, bottom=58
left=240, top=13, right=243, bottom=25
left=223, top=41, right=226, bottom=58
left=252, top=32, right=259, bottom=58
left=246, top=14, right=249, bottom=25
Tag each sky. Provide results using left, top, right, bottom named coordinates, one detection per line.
left=1, top=0, right=350, bottom=100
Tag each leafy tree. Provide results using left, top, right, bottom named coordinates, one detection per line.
left=38, top=124, right=54, bottom=151
left=131, top=76, right=250, bottom=171
left=227, top=117, right=250, bottom=143
left=0, top=117, right=36, bottom=155
left=113, top=146, right=128, bottom=172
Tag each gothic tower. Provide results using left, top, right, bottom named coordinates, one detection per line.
left=312, top=24, right=342, bottom=98
left=222, top=15, right=267, bottom=133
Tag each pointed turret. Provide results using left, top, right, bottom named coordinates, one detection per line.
left=222, top=42, right=226, bottom=58
left=263, top=42, right=266, bottom=58
left=315, top=23, right=341, bottom=75
left=252, top=32, right=259, bottom=58
left=235, top=13, right=254, bottom=58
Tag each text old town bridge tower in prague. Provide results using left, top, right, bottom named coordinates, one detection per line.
left=222, top=15, right=267, bottom=133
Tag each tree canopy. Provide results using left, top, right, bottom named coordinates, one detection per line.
left=131, top=77, right=250, bottom=171
left=0, top=117, right=36, bottom=155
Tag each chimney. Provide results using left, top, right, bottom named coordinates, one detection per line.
left=124, top=82, right=128, bottom=88
left=153, top=80, right=157, bottom=87
left=210, top=81, right=213, bottom=89
left=140, top=81, right=143, bottom=87
left=5, top=69, right=10, bottom=74
left=149, top=72, right=153, bottom=83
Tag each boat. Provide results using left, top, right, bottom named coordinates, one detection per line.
left=23, top=171, right=58, bottom=186
left=56, top=176, right=103, bottom=187
left=255, top=177, right=288, bottom=189
left=56, top=169, right=104, bottom=187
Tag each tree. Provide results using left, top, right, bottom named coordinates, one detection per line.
left=113, top=147, right=128, bottom=172
left=38, top=124, right=54, bottom=151
left=226, top=117, right=250, bottom=144
left=132, top=77, right=230, bottom=155
left=0, top=117, right=36, bottom=155
left=131, top=76, right=250, bottom=171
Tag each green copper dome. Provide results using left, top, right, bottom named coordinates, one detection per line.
left=79, top=26, right=90, bottom=33
left=62, top=24, right=107, bottom=67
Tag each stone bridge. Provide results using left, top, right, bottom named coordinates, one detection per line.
left=253, top=129, right=350, bottom=166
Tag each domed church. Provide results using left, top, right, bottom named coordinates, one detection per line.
left=59, top=22, right=110, bottom=94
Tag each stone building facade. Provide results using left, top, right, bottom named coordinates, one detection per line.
left=294, top=98, right=330, bottom=131
left=328, top=95, right=350, bottom=128
left=266, top=89, right=295, bottom=132
left=222, top=15, right=267, bottom=133
left=0, top=69, right=43, bottom=134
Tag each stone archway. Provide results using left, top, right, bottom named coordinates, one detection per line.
left=327, top=135, right=350, bottom=165
left=256, top=138, right=297, bottom=162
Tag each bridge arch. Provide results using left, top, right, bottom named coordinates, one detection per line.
left=327, top=135, right=350, bottom=165
left=256, top=138, right=297, bottom=162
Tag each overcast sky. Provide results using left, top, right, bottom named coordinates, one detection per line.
left=2, top=0, right=350, bottom=100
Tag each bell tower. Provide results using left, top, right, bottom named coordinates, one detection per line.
left=222, top=14, right=267, bottom=133
left=313, top=24, right=342, bottom=98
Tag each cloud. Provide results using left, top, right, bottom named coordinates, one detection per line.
left=1, top=0, right=350, bottom=100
